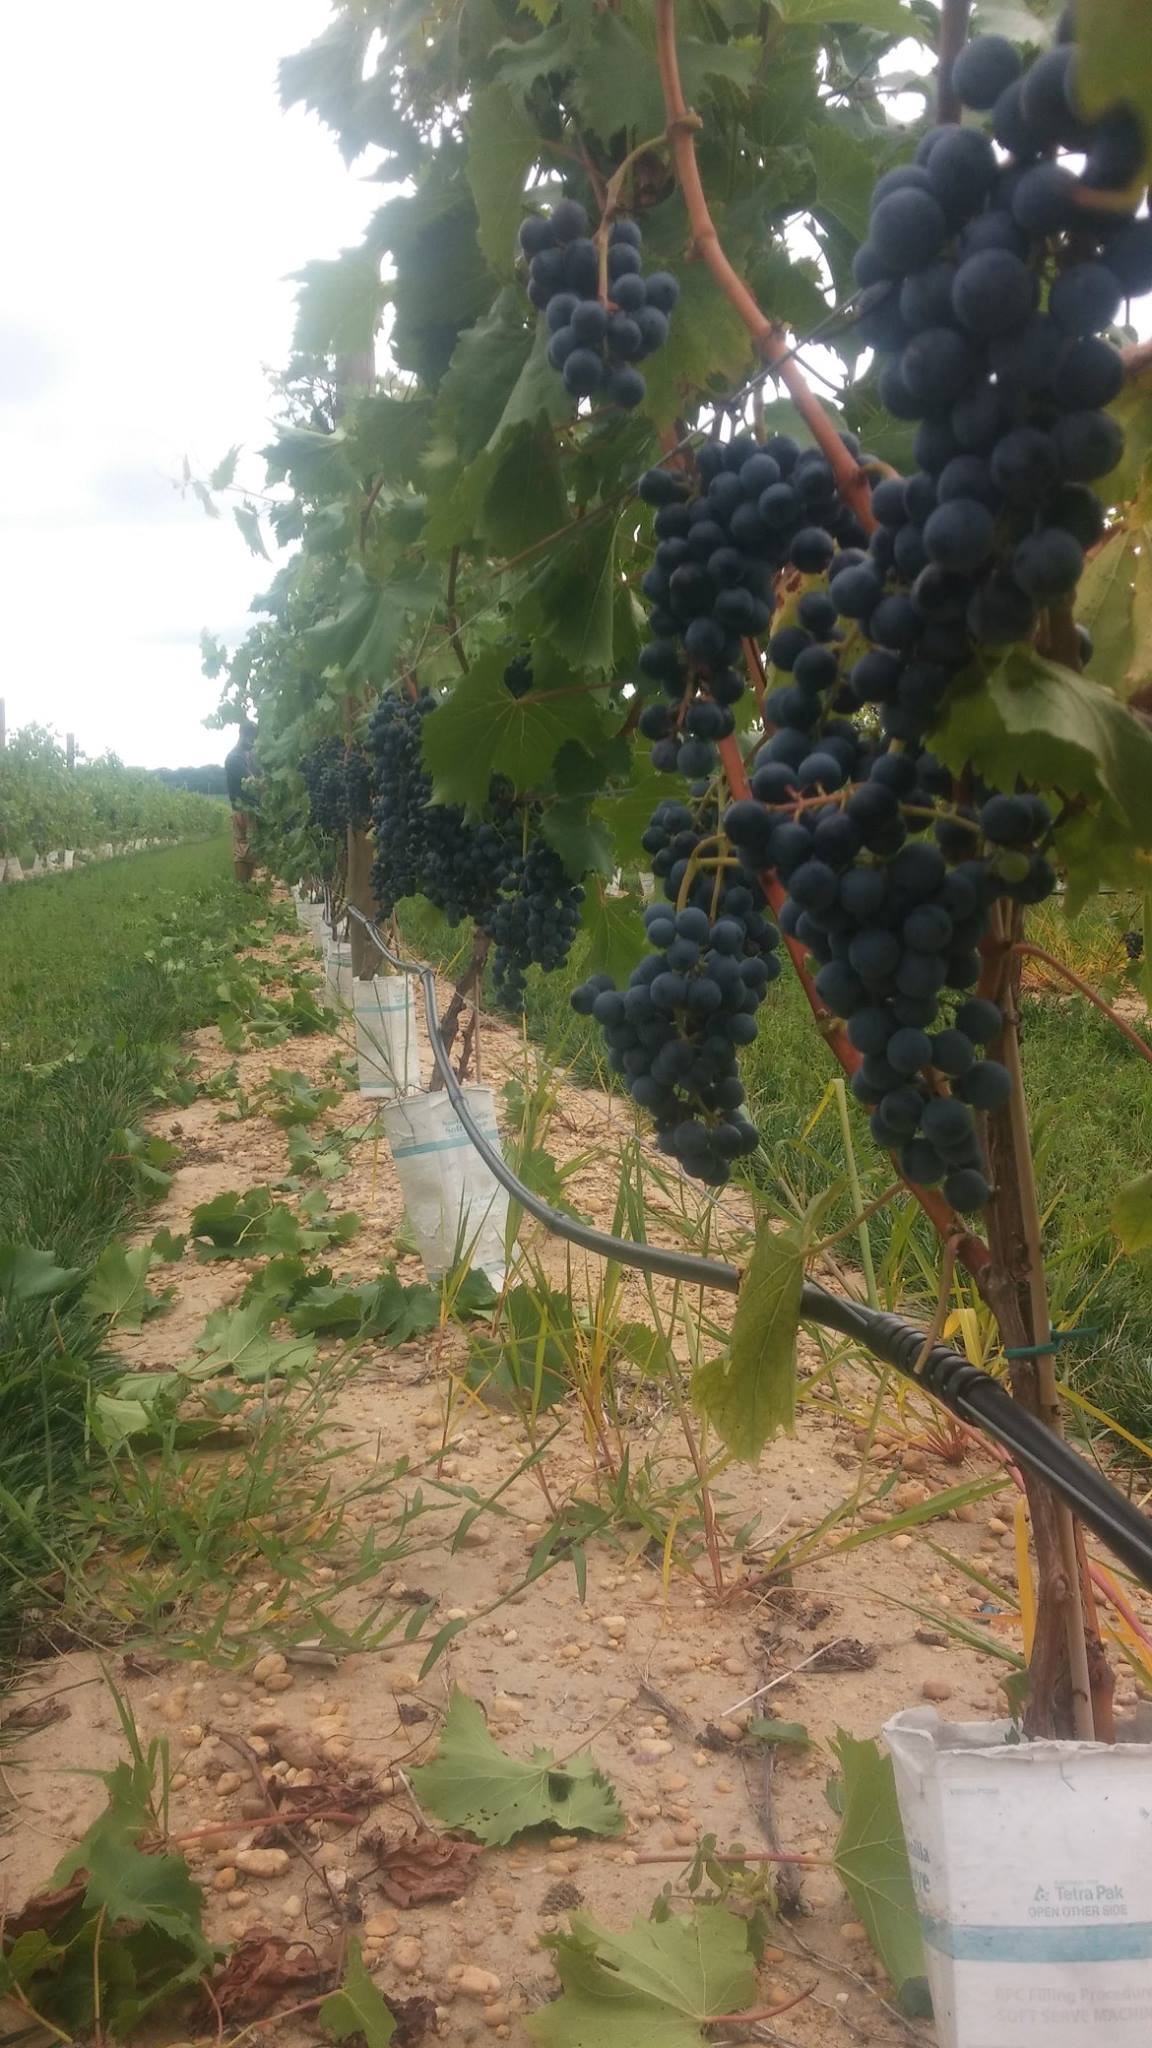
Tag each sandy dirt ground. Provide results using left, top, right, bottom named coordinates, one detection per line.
left=5, top=905, right=1147, bottom=2046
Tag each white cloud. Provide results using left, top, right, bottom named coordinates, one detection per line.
left=0, top=0, right=380, bottom=767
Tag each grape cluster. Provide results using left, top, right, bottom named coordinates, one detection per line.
left=853, top=26, right=1139, bottom=645
left=300, top=739, right=350, bottom=843
left=490, top=839, right=585, bottom=1009
left=572, top=793, right=781, bottom=1185
left=343, top=745, right=374, bottom=830
left=520, top=201, right=679, bottom=411
left=367, top=694, right=512, bottom=926
left=635, top=434, right=870, bottom=779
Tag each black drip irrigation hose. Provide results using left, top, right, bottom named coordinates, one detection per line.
left=348, top=910, right=1152, bottom=1593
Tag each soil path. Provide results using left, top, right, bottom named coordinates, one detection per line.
left=7, top=905, right=1144, bottom=2045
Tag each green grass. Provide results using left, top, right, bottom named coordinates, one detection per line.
left=397, top=895, right=1152, bottom=1442
left=0, top=837, right=260, bottom=1647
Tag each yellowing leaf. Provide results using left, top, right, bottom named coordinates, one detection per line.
left=693, top=1224, right=802, bottom=1459
left=1113, top=1172, right=1152, bottom=1255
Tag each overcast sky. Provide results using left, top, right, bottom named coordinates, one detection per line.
left=0, top=2, right=379, bottom=769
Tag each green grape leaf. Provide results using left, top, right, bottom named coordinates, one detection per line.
left=747, top=1717, right=810, bottom=1746
left=209, top=444, right=241, bottom=491
left=519, top=510, right=623, bottom=674
left=579, top=881, right=648, bottom=986
left=1074, top=526, right=1147, bottom=700
left=434, top=288, right=535, bottom=463
left=192, top=1300, right=317, bottom=1382
left=769, top=0, right=932, bottom=37
left=692, top=1224, right=803, bottom=1459
left=640, top=255, right=756, bottom=427
left=348, top=391, right=435, bottom=488
left=539, top=802, right=616, bottom=880
left=303, top=561, right=437, bottom=684
left=1112, top=1172, right=1152, bottom=1256
left=411, top=1687, right=626, bottom=1845
left=85, top=1244, right=162, bottom=1331
left=679, top=36, right=762, bottom=99
left=831, top=1732, right=931, bottom=2019
left=83, top=1835, right=209, bottom=1953
left=490, top=321, right=574, bottom=442
left=319, top=1941, right=396, bottom=2047
left=1077, top=0, right=1152, bottom=147
left=931, top=648, right=1152, bottom=856
left=151, top=1228, right=186, bottom=1263
left=292, top=244, right=383, bottom=356
left=421, top=648, right=611, bottom=810
left=467, top=82, right=542, bottom=276
left=593, top=749, right=674, bottom=870
left=572, top=14, right=666, bottom=142
left=806, top=120, right=887, bottom=241
left=234, top=503, right=269, bottom=559
left=527, top=1904, right=756, bottom=2048
left=491, top=20, right=588, bottom=104
left=0, top=1243, right=82, bottom=1303
left=1101, top=372, right=1152, bottom=506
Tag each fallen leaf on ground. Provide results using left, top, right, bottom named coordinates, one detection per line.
left=209, top=1932, right=329, bottom=2022
left=364, top=1824, right=483, bottom=1906
left=809, top=1638, right=877, bottom=1672
left=5, top=1875, right=88, bottom=1939
left=390, top=1993, right=439, bottom=2044
left=410, top=1688, right=625, bottom=1847
left=3, top=1697, right=71, bottom=1731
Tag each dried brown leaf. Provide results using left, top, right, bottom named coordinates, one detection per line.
left=209, top=1932, right=329, bottom=2022
left=390, top=1992, right=439, bottom=2044
left=808, top=1638, right=876, bottom=1672
left=6, top=1875, right=88, bottom=1939
left=4, top=1697, right=71, bottom=1732
left=366, top=1825, right=482, bottom=1907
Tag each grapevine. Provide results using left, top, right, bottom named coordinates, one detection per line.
left=203, top=0, right=1152, bottom=1740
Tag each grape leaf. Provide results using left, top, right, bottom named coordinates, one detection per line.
left=234, top=504, right=269, bottom=559
left=1074, top=527, right=1141, bottom=700
left=210, top=445, right=241, bottom=491
left=579, top=882, right=648, bottom=986
left=1112, top=1172, right=1152, bottom=1256
left=693, top=1224, right=803, bottom=1459
left=769, top=0, right=933, bottom=37
left=930, top=648, right=1152, bottom=856
left=467, top=83, right=542, bottom=276
left=319, top=1941, right=396, bottom=2047
left=432, top=289, right=534, bottom=463
left=421, top=648, right=611, bottom=810
left=519, top=510, right=623, bottom=674
left=807, top=121, right=888, bottom=242
left=528, top=1904, right=755, bottom=2047
left=410, top=1687, right=625, bottom=1845
left=82, top=1835, right=209, bottom=1952
left=639, top=255, right=756, bottom=429
left=85, top=1244, right=164, bottom=1331
left=572, top=13, right=666, bottom=142
left=303, top=562, right=438, bottom=684
left=0, top=1243, right=82, bottom=1303
left=348, top=391, right=434, bottom=488
left=292, top=244, right=383, bottom=356
left=539, top=802, right=615, bottom=880
left=1077, top=0, right=1152, bottom=147
left=831, top=1732, right=931, bottom=2019
left=192, top=1300, right=317, bottom=1382
left=747, top=1717, right=810, bottom=1746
